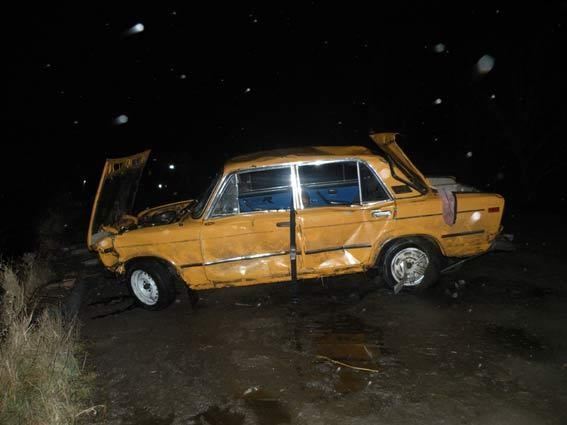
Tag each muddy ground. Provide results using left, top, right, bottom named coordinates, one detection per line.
left=61, top=216, right=566, bottom=425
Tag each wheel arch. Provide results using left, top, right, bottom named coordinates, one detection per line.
left=124, top=256, right=185, bottom=283
left=372, top=234, right=445, bottom=270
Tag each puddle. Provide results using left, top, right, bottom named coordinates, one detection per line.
left=312, top=314, right=383, bottom=362
left=334, top=369, right=368, bottom=393
left=317, top=332, right=378, bottom=362
left=189, top=406, right=245, bottom=425
left=485, top=325, right=543, bottom=354
left=243, top=388, right=291, bottom=425
left=303, top=314, right=383, bottom=394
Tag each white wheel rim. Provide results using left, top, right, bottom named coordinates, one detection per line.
left=391, top=247, right=429, bottom=287
left=130, top=270, right=159, bottom=305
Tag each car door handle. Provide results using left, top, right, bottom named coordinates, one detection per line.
left=276, top=221, right=291, bottom=227
left=372, top=210, right=392, bottom=218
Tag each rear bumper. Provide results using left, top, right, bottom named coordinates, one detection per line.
left=441, top=233, right=514, bottom=274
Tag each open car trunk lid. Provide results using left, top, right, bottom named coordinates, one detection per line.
left=87, top=150, right=150, bottom=249
left=369, top=132, right=430, bottom=194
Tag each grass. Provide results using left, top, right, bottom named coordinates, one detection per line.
left=0, top=254, right=94, bottom=425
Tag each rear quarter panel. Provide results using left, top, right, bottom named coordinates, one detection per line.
left=381, top=192, right=504, bottom=258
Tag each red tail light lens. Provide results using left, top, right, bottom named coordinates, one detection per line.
left=488, top=207, right=500, bottom=213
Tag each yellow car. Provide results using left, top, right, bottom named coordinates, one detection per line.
left=88, top=133, right=505, bottom=310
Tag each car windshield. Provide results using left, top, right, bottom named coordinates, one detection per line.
left=191, top=173, right=221, bottom=219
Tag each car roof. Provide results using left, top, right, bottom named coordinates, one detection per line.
left=224, top=145, right=376, bottom=173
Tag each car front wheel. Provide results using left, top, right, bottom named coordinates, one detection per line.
left=381, top=239, right=441, bottom=292
left=127, top=262, right=176, bottom=310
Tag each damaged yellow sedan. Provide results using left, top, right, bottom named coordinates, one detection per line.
left=88, top=133, right=505, bottom=310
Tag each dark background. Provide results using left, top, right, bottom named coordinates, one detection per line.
left=3, top=2, right=566, bottom=255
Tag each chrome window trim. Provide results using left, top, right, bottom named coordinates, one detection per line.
left=356, top=162, right=363, bottom=205
left=208, top=174, right=239, bottom=218
left=193, top=174, right=225, bottom=220
left=190, top=172, right=223, bottom=220
left=295, top=159, right=393, bottom=210
left=296, top=160, right=359, bottom=209
left=203, top=157, right=393, bottom=219
left=206, top=165, right=294, bottom=220
left=291, top=164, right=302, bottom=211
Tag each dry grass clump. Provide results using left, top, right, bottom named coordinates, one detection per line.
left=0, top=254, right=93, bottom=425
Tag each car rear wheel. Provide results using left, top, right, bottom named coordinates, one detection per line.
left=127, top=262, right=176, bottom=310
left=381, top=239, right=441, bottom=292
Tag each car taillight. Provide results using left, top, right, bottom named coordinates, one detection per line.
left=488, top=207, right=500, bottom=213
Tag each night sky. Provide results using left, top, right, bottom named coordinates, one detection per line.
left=3, top=2, right=567, bottom=253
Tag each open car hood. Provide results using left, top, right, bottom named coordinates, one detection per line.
left=369, top=132, right=430, bottom=194
left=88, top=150, right=150, bottom=248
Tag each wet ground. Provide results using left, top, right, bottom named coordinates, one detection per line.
left=62, top=217, right=567, bottom=425
left=71, top=255, right=566, bottom=423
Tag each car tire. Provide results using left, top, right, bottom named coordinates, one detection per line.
left=127, top=261, right=177, bottom=310
left=381, top=238, right=441, bottom=292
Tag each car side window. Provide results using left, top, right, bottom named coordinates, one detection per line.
left=210, top=174, right=238, bottom=217
left=298, top=162, right=360, bottom=208
left=359, top=162, right=389, bottom=203
left=238, top=167, right=292, bottom=212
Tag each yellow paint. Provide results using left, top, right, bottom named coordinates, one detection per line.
left=87, top=150, right=150, bottom=247
left=89, top=133, right=505, bottom=290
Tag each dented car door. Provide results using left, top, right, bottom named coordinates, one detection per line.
left=295, top=160, right=395, bottom=277
left=200, top=167, right=293, bottom=286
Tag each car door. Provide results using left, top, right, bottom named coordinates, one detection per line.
left=295, top=160, right=395, bottom=277
left=200, top=166, right=294, bottom=287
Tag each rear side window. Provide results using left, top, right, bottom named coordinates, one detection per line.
left=359, top=163, right=389, bottom=202
left=298, top=162, right=360, bottom=208
left=238, top=167, right=292, bottom=212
